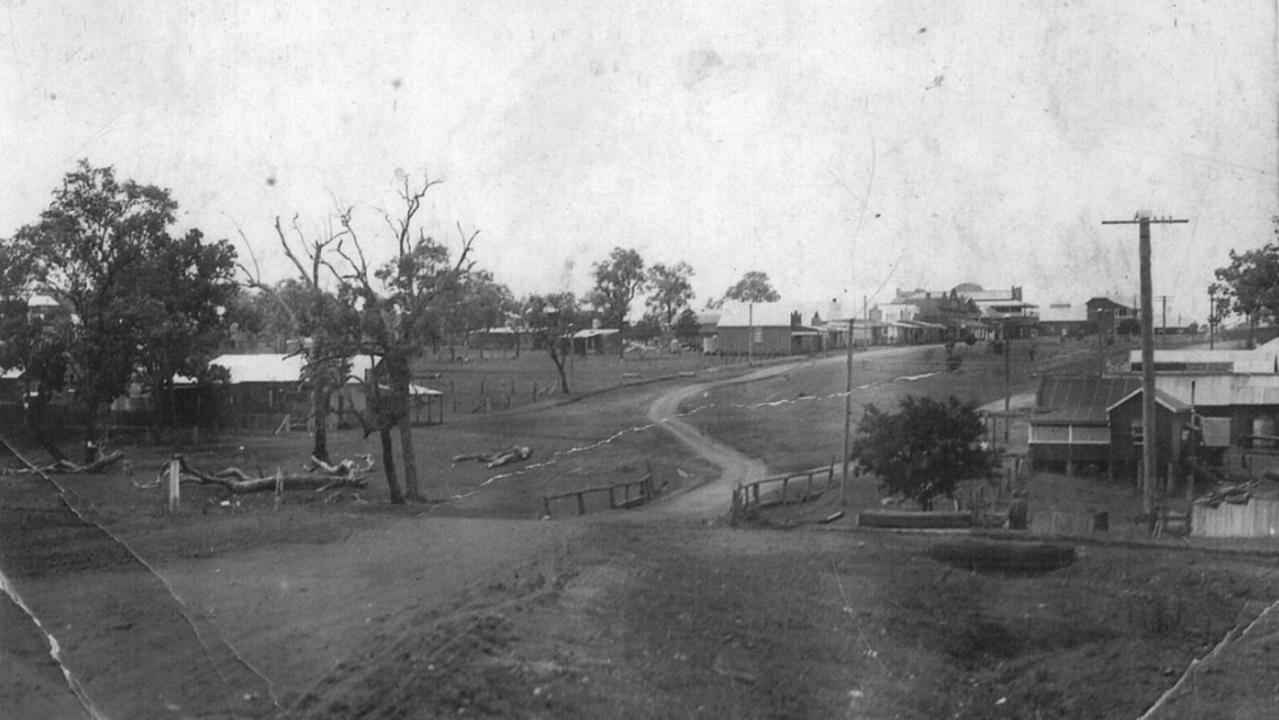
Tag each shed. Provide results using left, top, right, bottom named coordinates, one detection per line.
left=1104, top=387, right=1193, bottom=482
left=467, top=327, right=525, bottom=354
left=571, top=327, right=621, bottom=355
left=211, top=353, right=445, bottom=428
left=1192, top=483, right=1279, bottom=538
left=1148, top=373, right=1279, bottom=449
left=715, top=303, right=821, bottom=356
left=1028, top=376, right=1139, bottom=474
left=1037, top=302, right=1089, bottom=337
left=210, top=353, right=308, bottom=414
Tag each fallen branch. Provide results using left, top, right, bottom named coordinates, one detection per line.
left=136, top=454, right=372, bottom=494
left=451, top=445, right=533, bottom=468
left=2, top=450, right=125, bottom=475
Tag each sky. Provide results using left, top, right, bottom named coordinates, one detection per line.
left=3, top=0, right=1276, bottom=324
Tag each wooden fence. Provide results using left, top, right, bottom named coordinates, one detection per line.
left=730, top=463, right=836, bottom=524
left=542, top=472, right=655, bottom=518
left=1192, top=498, right=1279, bottom=538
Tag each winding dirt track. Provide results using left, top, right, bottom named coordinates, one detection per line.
left=643, top=345, right=939, bottom=520
left=643, top=358, right=841, bottom=519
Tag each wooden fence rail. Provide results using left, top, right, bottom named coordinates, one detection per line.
left=731, top=463, right=836, bottom=524
left=542, top=473, right=655, bottom=518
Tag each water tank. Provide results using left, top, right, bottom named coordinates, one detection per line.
left=1254, top=416, right=1275, bottom=448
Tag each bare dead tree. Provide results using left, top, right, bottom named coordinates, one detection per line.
left=333, top=173, right=478, bottom=503
left=234, top=216, right=353, bottom=463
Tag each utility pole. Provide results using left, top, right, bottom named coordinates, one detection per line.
left=1209, top=286, right=1216, bottom=350
left=1003, top=318, right=1011, bottom=443
left=1157, top=295, right=1171, bottom=347
left=841, top=316, right=854, bottom=505
left=1103, top=212, right=1189, bottom=527
left=1096, top=308, right=1111, bottom=377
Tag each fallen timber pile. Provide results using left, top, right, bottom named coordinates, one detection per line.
left=134, top=454, right=373, bottom=494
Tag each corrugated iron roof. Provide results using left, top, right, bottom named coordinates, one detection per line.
left=1152, top=374, right=1279, bottom=407
left=571, top=328, right=619, bottom=339
left=716, top=302, right=797, bottom=328
left=1038, top=303, right=1088, bottom=323
left=210, top=354, right=305, bottom=384
left=211, top=353, right=379, bottom=385
left=1105, top=387, right=1193, bottom=414
left=1124, top=348, right=1279, bottom=373
left=1033, top=375, right=1140, bottom=424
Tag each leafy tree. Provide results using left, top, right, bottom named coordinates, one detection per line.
left=590, top=247, right=646, bottom=357
left=522, top=292, right=581, bottom=393
left=852, top=395, right=994, bottom=510
left=673, top=307, right=701, bottom=346
left=724, top=271, right=780, bottom=305
left=135, top=228, right=240, bottom=433
left=1213, top=222, right=1279, bottom=348
left=629, top=311, right=663, bottom=343
left=447, top=270, right=514, bottom=356
left=3, top=160, right=236, bottom=457
left=645, top=261, right=695, bottom=327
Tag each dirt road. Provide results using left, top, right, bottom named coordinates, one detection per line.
left=645, top=346, right=935, bottom=519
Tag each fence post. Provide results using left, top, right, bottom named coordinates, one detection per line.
left=167, top=455, right=181, bottom=513
left=576, top=492, right=586, bottom=516
left=781, top=477, right=790, bottom=505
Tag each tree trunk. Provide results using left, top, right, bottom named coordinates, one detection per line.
left=82, top=398, right=99, bottom=464
left=312, top=382, right=331, bottom=463
left=379, top=427, right=403, bottom=503
left=387, top=349, right=421, bottom=501
left=24, top=391, right=65, bottom=462
left=399, top=414, right=421, bottom=501
left=549, top=350, right=570, bottom=394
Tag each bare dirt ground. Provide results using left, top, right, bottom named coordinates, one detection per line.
left=4, top=343, right=1279, bottom=718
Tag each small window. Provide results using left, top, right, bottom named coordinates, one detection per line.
left=1131, top=420, right=1144, bottom=445
left=753, top=327, right=763, bottom=344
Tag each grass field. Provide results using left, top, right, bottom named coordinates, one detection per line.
left=6, top=337, right=1279, bottom=719
left=677, top=337, right=1108, bottom=473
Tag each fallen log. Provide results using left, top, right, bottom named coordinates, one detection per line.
left=2, top=450, right=125, bottom=475
left=137, top=454, right=371, bottom=494
left=451, top=445, right=533, bottom=468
